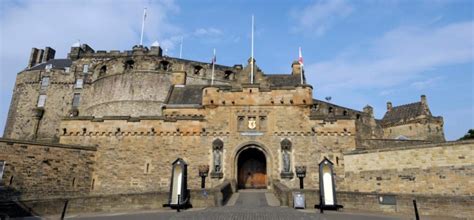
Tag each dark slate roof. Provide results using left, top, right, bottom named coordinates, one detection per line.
left=166, top=85, right=206, bottom=105
left=28, top=59, right=72, bottom=71
left=381, top=102, right=425, bottom=124
left=312, top=99, right=364, bottom=114
left=266, top=74, right=301, bottom=87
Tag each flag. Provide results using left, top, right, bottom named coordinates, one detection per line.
left=298, top=47, right=304, bottom=66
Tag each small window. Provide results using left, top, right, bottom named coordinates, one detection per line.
left=75, top=78, right=84, bottom=89
left=37, top=95, right=47, bottom=107
left=124, top=60, right=134, bottom=70
left=224, top=71, right=233, bottom=80
left=328, top=107, right=333, bottom=113
left=83, top=64, right=89, bottom=73
left=99, top=65, right=107, bottom=76
left=64, top=67, right=70, bottom=73
left=72, top=93, right=81, bottom=107
left=160, top=61, right=170, bottom=71
left=343, top=110, right=348, bottom=116
left=145, top=163, right=150, bottom=174
left=41, top=77, right=50, bottom=89
left=194, top=66, right=203, bottom=75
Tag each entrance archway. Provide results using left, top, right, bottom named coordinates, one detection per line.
left=237, top=147, right=267, bottom=189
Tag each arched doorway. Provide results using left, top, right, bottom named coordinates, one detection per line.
left=237, top=147, right=267, bottom=189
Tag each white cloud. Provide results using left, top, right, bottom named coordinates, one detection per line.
left=410, top=76, right=443, bottom=90
left=0, top=0, right=181, bottom=135
left=193, top=27, right=223, bottom=37
left=292, top=0, right=353, bottom=36
left=306, top=21, right=474, bottom=93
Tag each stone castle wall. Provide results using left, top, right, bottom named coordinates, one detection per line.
left=382, top=120, right=445, bottom=142
left=0, top=139, right=96, bottom=200
left=3, top=49, right=233, bottom=142
left=3, top=69, right=78, bottom=142
left=58, top=99, right=357, bottom=195
left=343, top=140, right=474, bottom=195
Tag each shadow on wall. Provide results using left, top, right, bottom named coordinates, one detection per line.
left=0, top=187, right=38, bottom=218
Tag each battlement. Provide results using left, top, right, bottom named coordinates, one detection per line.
left=202, top=85, right=313, bottom=107
left=68, top=44, right=163, bottom=60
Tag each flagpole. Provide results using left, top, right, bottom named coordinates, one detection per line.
left=211, top=48, right=216, bottom=86
left=179, top=36, right=183, bottom=59
left=299, top=47, right=304, bottom=84
left=140, top=8, right=147, bottom=46
left=250, top=15, right=254, bottom=84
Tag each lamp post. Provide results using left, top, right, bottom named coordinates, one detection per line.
left=295, top=166, right=306, bottom=189
left=198, top=165, right=209, bottom=189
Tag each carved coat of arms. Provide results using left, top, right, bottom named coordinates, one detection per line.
left=248, top=117, right=257, bottom=129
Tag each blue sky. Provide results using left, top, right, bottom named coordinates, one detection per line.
left=0, top=0, right=472, bottom=140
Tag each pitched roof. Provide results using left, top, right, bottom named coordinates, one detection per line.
left=381, top=102, right=427, bottom=125
left=166, top=85, right=206, bottom=105
left=28, top=59, right=72, bottom=71
left=266, top=74, right=301, bottom=87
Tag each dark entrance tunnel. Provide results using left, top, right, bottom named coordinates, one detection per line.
left=237, top=147, right=267, bottom=189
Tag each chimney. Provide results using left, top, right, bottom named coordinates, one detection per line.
left=291, top=61, right=302, bottom=75
left=363, top=105, right=374, bottom=117
left=42, top=47, right=56, bottom=63
left=387, top=101, right=392, bottom=111
left=150, top=45, right=163, bottom=56
left=28, top=48, right=39, bottom=68
left=421, top=95, right=427, bottom=106
left=35, top=49, right=44, bottom=65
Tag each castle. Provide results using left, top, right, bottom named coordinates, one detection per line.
left=0, top=44, right=471, bottom=218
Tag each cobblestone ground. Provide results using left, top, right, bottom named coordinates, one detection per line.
left=71, top=191, right=403, bottom=220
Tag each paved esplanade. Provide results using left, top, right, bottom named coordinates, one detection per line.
left=71, top=190, right=402, bottom=220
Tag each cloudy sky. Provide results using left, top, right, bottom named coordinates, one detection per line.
left=0, top=0, right=472, bottom=140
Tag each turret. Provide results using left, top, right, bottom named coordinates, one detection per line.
left=291, top=61, right=302, bottom=75
left=363, top=105, right=374, bottom=118
left=386, top=102, right=392, bottom=111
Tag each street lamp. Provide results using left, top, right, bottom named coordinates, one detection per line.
left=198, top=165, right=209, bottom=189
left=295, top=166, right=306, bottom=189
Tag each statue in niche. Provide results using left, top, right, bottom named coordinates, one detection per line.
left=282, top=150, right=291, bottom=173
left=213, top=148, right=222, bottom=173
left=281, top=138, right=292, bottom=174
left=212, top=139, right=224, bottom=174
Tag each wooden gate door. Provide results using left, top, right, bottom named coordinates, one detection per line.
left=238, top=158, right=266, bottom=189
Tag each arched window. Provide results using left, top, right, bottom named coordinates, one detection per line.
left=124, top=59, right=134, bottom=70
left=99, top=65, right=107, bottom=76
left=160, top=61, right=171, bottom=71
left=194, top=65, right=203, bottom=75
left=224, top=70, right=234, bottom=80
